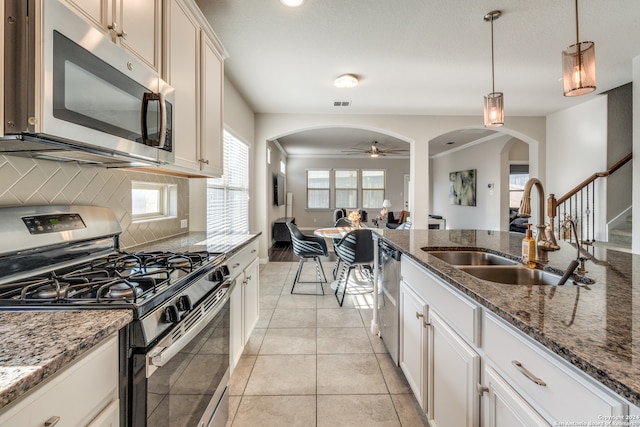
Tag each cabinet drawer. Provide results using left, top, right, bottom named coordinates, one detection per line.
left=227, top=239, right=259, bottom=279
left=401, top=257, right=479, bottom=345
left=0, top=335, right=119, bottom=427
left=483, top=312, right=625, bottom=423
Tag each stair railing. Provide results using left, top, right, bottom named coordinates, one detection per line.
left=547, top=152, right=632, bottom=246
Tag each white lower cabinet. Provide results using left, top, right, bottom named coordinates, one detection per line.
left=0, top=335, right=119, bottom=427
left=482, top=365, right=550, bottom=427
left=228, top=239, right=260, bottom=373
left=399, top=280, right=427, bottom=408
left=428, top=311, right=480, bottom=427
left=399, top=255, right=630, bottom=427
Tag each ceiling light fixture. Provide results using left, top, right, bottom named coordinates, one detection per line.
left=483, top=10, right=504, bottom=128
left=334, top=74, right=359, bottom=88
left=562, top=0, right=596, bottom=96
left=279, top=0, right=303, bottom=7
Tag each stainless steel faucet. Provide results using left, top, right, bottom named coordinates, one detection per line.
left=518, top=178, right=560, bottom=264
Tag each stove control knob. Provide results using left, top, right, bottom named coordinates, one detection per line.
left=163, top=305, right=180, bottom=324
left=209, top=270, right=223, bottom=282
left=177, top=295, right=192, bottom=312
left=220, top=265, right=230, bottom=276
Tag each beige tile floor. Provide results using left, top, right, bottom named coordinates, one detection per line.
left=226, top=261, right=429, bottom=427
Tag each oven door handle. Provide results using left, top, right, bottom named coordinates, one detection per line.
left=147, top=280, right=233, bottom=374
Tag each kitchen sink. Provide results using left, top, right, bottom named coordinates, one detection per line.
left=457, top=265, right=590, bottom=286
left=423, top=250, right=517, bottom=266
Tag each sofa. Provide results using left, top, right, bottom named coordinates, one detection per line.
left=386, top=211, right=409, bottom=229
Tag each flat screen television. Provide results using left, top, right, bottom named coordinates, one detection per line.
left=273, top=173, right=285, bottom=206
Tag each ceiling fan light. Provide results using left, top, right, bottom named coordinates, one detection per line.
left=279, top=0, right=303, bottom=7
left=370, top=152, right=379, bottom=158
left=334, top=74, right=359, bottom=88
left=562, top=41, right=596, bottom=96
left=484, top=92, right=504, bottom=128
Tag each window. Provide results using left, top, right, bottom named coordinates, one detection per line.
left=280, top=159, right=286, bottom=175
left=207, top=131, right=250, bottom=238
left=132, top=182, right=177, bottom=221
left=509, top=164, right=529, bottom=209
left=267, top=147, right=271, bottom=164
left=307, top=170, right=330, bottom=209
left=335, top=170, right=358, bottom=208
left=362, top=170, right=385, bottom=209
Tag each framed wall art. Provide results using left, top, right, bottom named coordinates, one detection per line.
left=449, top=169, right=476, bottom=206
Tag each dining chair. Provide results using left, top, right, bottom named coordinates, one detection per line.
left=333, top=228, right=374, bottom=306
left=286, top=222, right=328, bottom=294
left=332, top=217, right=352, bottom=279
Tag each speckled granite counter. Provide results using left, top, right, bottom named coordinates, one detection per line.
left=377, top=229, right=640, bottom=406
left=126, top=232, right=260, bottom=257
left=0, top=309, right=132, bottom=409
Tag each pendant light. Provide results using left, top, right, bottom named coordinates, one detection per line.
left=483, top=11, right=503, bottom=128
left=562, top=0, right=596, bottom=96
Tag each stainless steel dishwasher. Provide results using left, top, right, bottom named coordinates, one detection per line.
left=378, top=240, right=402, bottom=366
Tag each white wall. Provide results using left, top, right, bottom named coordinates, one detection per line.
left=546, top=95, right=608, bottom=241
left=431, top=135, right=511, bottom=230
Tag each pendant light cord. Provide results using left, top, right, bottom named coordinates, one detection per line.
left=490, top=16, right=495, bottom=94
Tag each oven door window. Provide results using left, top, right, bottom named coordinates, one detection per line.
left=52, top=31, right=170, bottom=150
left=146, top=300, right=230, bottom=426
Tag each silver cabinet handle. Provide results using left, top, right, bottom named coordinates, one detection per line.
left=416, top=312, right=423, bottom=319
left=512, top=360, right=546, bottom=386
left=199, top=158, right=210, bottom=165
left=246, top=275, right=252, bottom=281
left=251, top=249, right=257, bottom=253
left=44, top=416, right=60, bottom=426
left=232, top=263, right=240, bottom=268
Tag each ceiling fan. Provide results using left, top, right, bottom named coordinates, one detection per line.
left=341, top=141, right=408, bottom=157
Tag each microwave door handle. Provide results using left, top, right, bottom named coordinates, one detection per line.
left=141, top=92, right=166, bottom=147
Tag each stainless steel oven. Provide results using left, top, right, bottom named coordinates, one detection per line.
left=131, top=275, right=234, bottom=427
left=3, top=0, right=174, bottom=166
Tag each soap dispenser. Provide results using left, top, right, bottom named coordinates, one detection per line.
left=522, top=224, right=536, bottom=268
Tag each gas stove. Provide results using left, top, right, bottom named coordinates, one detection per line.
left=0, top=205, right=228, bottom=343
left=0, top=205, right=234, bottom=427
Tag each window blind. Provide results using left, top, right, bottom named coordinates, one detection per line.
left=207, top=131, right=250, bottom=239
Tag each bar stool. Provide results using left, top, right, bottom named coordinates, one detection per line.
left=334, top=228, right=374, bottom=306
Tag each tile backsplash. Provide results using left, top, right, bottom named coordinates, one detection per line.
left=0, top=155, right=189, bottom=249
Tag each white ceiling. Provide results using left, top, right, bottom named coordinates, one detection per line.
left=196, top=0, right=640, bottom=155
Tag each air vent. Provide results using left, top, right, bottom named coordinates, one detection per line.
left=333, top=101, right=351, bottom=107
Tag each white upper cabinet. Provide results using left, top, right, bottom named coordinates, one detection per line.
left=163, top=0, right=226, bottom=177
left=165, top=0, right=200, bottom=172
left=63, top=0, right=162, bottom=73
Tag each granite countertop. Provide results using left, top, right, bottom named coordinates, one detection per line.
left=0, top=309, right=132, bottom=410
left=377, top=229, right=640, bottom=406
left=126, top=232, right=260, bottom=256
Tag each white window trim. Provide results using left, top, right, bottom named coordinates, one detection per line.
left=132, top=181, right=178, bottom=222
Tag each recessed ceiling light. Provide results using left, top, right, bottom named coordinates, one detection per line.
left=334, top=74, right=359, bottom=88
left=280, top=0, right=303, bottom=7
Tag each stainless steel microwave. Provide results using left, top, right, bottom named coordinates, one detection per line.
left=2, top=0, right=174, bottom=166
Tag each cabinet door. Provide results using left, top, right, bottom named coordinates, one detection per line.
left=427, top=311, right=480, bottom=427
left=399, top=280, right=427, bottom=410
left=483, top=365, right=550, bottom=427
left=63, top=0, right=109, bottom=30
left=243, top=258, right=260, bottom=341
left=229, top=278, right=244, bottom=373
left=87, top=399, right=120, bottom=427
left=116, top=0, right=161, bottom=71
left=166, top=0, right=200, bottom=170
left=199, top=32, right=224, bottom=176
